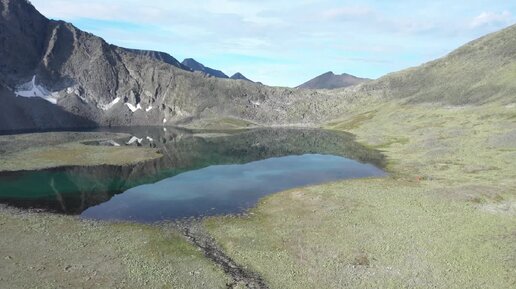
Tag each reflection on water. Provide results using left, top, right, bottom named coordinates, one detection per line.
left=0, top=127, right=386, bottom=221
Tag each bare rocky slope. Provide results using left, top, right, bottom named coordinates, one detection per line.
left=0, top=0, right=338, bottom=131
left=181, top=58, right=229, bottom=79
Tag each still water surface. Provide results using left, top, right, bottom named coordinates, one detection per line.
left=0, top=128, right=386, bottom=222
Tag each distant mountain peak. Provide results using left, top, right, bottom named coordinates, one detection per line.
left=297, top=71, right=370, bottom=90
left=230, top=72, right=253, bottom=82
left=182, top=58, right=205, bottom=70
left=181, top=58, right=228, bottom=79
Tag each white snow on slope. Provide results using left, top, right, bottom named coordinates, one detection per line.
left=146, top=105, right=153, bottom=112
left=146, top=136, right=154, bottom=142
left=125, top=103, right=142, bottom=112
left=98, top=97, right=121, bottom=111
left=126, top=136, right=143, bottom=145
left=15, top=75, right=58, bottom=104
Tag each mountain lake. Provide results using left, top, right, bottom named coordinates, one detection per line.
left=0, top=127, right=386, bottom=222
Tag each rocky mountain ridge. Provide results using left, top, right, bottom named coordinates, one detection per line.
left=181, top=58, right=229, bottom=78
left=0, top=0, right=338, bottom=131
left=0, top=0, right=515, bottom=132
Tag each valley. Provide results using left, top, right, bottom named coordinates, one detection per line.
left=0, top=0, right=515, bottom=288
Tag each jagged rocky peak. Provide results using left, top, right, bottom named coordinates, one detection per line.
left=181, top=58, right=229, bottom=78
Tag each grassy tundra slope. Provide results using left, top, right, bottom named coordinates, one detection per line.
left=203, top=26, right=516, bottom=288
left=0, top=132, right=161, bottom=171
left=205, top=103, right=516, bottom=289
left=0, top=207, right=229, bottom=289
left=353, top=24, right=516, bottom=105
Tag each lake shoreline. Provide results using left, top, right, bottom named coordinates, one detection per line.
left=1, top=103, right=515, bottom=288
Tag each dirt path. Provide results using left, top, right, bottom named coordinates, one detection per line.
left=173, top=221, right=269, bottom=289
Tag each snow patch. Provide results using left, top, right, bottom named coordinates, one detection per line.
left=146, top=136, right=154, bottom=142
left=146, top=105, right=153, bottom=112
left=250, top=100, right=261, bottom=106
left=15, top=75, right=58, bottom=104
left=98, top=97, right=121, bottom=111
left=77, top=94, right=88, bottom=103
left=175, top=107, right=185, bottom=117
left=68, top=87, right=87, bottom=103
left=126, top=136, right=143, bottom=145
left=125, top=102, right=143, bottom=112
left=163, top=118, right=167, bottom=124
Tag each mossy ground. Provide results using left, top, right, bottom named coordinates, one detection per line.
left=0, top=207, right=229, bottom=288
left=205, top=102, right=516, bottom=288
left=0, top=132, right=161, bottom=171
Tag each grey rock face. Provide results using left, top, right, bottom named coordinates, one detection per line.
left=297, top=71, right=370, bottom=90
left=0, top=0, right=347, bottom=131
left=0, top=0, right=49, bottom=85
left=181, top=58, right=229, bottom=79
left=120, top=48, right=190, bottom=71
left=0, top=83, right=96, bottom=131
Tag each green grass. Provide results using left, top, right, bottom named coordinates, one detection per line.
left=0, top=209, right=229, bottom=289
left=205, top=179, right=515, bottom=289
left=326, top=110, right=377, bottom=130
left=0, top=132, right=161, bottom=171
left=204, top=102, right=516, bottom=288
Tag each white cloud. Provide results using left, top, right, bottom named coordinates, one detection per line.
left=470, top=11, right=513, bottom=28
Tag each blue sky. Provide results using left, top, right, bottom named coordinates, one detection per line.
left=31, top=0, right=516, bottom=87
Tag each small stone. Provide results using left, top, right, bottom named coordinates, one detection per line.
left=4, top=255, right=12, bottom=260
